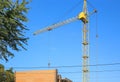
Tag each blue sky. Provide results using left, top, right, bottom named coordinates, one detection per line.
left=1, top=0, right=120, bottom=82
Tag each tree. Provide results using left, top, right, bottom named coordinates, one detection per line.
left=0, top=0, right=30, bottom=61
left=5, top=68, right=14, bottom=82
left=0, top=64, right=6, bottom=81
left=0, top=64, right=14, bottom=82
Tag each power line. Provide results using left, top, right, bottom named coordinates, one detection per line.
left=60, top=70, right=120, bottom=74
left=5, top=62, right=120, bottom=69
left=14, top=70, right=120, bottom=74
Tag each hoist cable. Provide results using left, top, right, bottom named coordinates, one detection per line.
left=55, top=0, right=83, bottom=23
left=86, top=0, right=96, bottom=10
left=95, top=11, right=99, bottom=82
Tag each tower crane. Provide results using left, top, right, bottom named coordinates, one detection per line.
left=33, top=10, right=96, bottom=35
left=33, top=1, right=97, bottom=82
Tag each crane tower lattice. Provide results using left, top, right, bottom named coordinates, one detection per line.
left=33, top=1, right=97, bottom=82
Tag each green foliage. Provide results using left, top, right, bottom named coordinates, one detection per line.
left=0, top=64, right=14, bottom=82
left=5, top=69, right=14, bottom=82
left=0, top=0, right=30, bottom=61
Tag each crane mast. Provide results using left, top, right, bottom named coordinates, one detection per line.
left=82, top=1, right=89, bottom=82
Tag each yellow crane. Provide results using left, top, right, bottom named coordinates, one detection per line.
left=33, top=0, right=97, bottom=82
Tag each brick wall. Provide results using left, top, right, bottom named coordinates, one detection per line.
left=15, top=69, right=57, bottom=82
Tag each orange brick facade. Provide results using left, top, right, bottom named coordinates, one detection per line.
left=15, top=69, right=57, bottom=82
left=15, top=69, right=72, bottom=82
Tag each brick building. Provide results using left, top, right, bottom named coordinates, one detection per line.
left=15, top=69, right=72, bottom=82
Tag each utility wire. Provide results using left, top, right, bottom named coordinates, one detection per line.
left=60, top=70, right=120, bottom=74
left=14, top=70, right=120, bottom=74
left=6, top=63, right=120, bottom=69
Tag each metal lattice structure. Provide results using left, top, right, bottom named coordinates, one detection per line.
left=34, top=1, right=97, bottom=82
left=82, top=1, right=89, bottom=82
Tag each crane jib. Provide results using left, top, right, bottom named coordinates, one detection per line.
left=33, top=16, right=78, bottom=35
